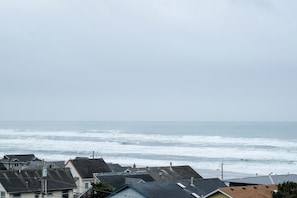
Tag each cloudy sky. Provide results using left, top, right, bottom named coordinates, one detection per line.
left=0, top=0, right=296, bottom=121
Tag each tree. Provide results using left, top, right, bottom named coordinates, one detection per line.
left=273, top=181, right=297, bottom=198
left=90, top=182, right=114, bottom=198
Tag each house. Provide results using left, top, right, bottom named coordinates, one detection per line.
left=65, top=157, right=112, bottom=195
left=0, top=168, right=76, bottom=198
left=204, top=184, right=277, bottom=198
left=132, top=163, right=202, bottom=181
left=94, top=171, right=155, bottom=190
left=224, top=174, right=297, bottom=186
left=0, top=154, right=42, bottom=170
left=107, top=181, right=194, bottom=198
left=108, top=178, right=227, bottom=198
left=179, top=178, right=228, bottom=197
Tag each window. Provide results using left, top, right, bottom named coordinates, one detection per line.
left=62, top=190, right=69, bottom=198
left=85, top=183, right=89, bottom=189
left=35, top=193, right=39, bottom=198
left=13, top=193, right=20, bottom=198
left=1, top=192, right=5, bottom=198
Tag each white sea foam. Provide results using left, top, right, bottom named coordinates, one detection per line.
left=0, top=127, right=297, bottom=176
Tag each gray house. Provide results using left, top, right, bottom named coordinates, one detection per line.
left=0, top=154, right=42, bottom=170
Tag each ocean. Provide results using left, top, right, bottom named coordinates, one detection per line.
left=0, top=121, right=297, bottom=178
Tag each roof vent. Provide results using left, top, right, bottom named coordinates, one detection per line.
left=191, top=193, right=201, bottom=198
left=177, top=183, right=186, bottom=189
left=190, top=177, right=195, bottom=187
left=170, top=162, right=173, bottom=171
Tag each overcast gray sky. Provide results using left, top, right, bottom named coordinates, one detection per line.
left=0, top=0, right=296, bottom=121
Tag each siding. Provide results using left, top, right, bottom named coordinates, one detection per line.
left=207, top=192, right=229, bottom=198
left=110, top=188, right=145, bottom=198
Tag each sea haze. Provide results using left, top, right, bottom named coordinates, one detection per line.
left=0, top=121, right=296, bottom=176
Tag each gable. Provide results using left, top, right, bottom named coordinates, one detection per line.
left=66, top=158, right=112, bottom=179
left=109, top=187, right=146, bottom=198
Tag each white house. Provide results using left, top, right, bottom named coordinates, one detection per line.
left=65, top=157, right=112, bottom=195
left=0, top=168, right=76, bottom=198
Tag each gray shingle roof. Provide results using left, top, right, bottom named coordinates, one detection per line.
left=108, top=178, right=226, bottom=198
left=68, top=157, right=112, bottom=179
left=225, top=174, right=297, bottom=186
left=1, top=154, right=41, bottom=162
left=109, top=181, right=194, bottom=198
left=181, top=178, right=227, bottom=196
left=107, top=163, right=129, bottom=172
left=135, top=165, right=202, bottom=181
left=0, top=168, right=76, bottom=193
left=95, top=172, right=155, bottom=190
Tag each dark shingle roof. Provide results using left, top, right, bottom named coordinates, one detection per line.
left=0, top=168, right=76, bottom=193
left=2, top=154, right=41, bottom=162
left=95, top=172, right=155, bottom=190
left=107, top=163, right=129, bottom=172
left=109, top=181, right=194, bottom=198
left=181, top=178, right=227, bottom=196
left=68, top=157, right=112, bottom=179
left=136, top=165, right=202, bottom=181
left=108, top=178, right=226, bottom=198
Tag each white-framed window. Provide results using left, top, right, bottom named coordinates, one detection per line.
left=85, top=182, right=89, bottom=189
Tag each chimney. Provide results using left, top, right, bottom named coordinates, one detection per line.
left=190, top=177, right=195, bottom=187
left=133, top=163, right=136, bottom=169
left=170, top=162, right=173, bottom=171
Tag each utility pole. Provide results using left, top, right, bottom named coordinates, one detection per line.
left=41, top=160, right=47, bottom=198
left=221, top=162, right=224, bottom=180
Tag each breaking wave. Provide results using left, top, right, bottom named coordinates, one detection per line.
left=1, top=125, right=297, bottom=176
